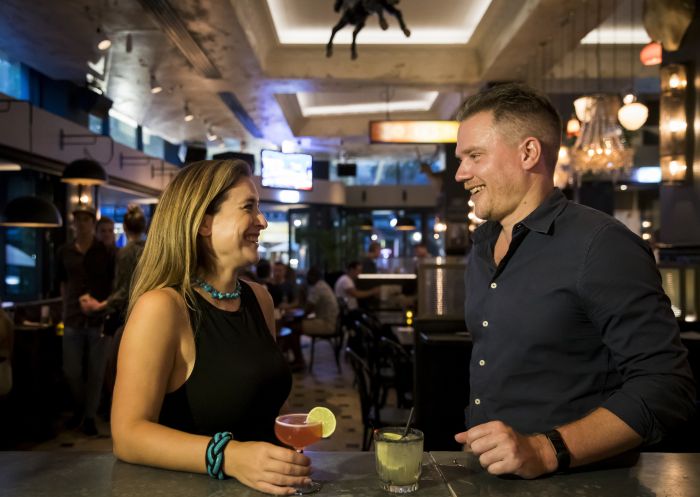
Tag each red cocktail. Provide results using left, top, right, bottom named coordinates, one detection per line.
left=275, top=413, right=323, bottom=494
left=275, top=414, right=323, bottom=450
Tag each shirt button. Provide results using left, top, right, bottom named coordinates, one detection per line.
left=479, top=359, right=486, bottom=366
left=490, top=282, right=497, bottom=289
left=474, top=398, right=481, bottom=405
left=482, top=320, right=489, bottom=327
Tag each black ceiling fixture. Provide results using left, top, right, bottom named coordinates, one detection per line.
left=0, top=196, right=63, bottom=228
left=61, top=159, right=107, bottom=186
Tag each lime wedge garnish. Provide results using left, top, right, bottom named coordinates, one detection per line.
left=306, top=407, right=336, bottom=438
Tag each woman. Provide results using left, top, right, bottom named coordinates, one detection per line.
left=112, top=160, right=311, bottom=495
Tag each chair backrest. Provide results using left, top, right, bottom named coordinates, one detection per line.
left=378, top=335, right=414, bottom=406
left=346, top=347, right=373, bottom=425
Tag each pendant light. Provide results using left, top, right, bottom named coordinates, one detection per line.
left=572, top=0, right=633, bottom=175
left=0, top=196, right=63, bottom=228
left=395, top=214, right=416, bottom=231
left=618, top=0, right=649, bottom=131
left=640, top=41, right=662, bottom=66
left=61, top=159, right=107, bottom=186
left=566, top=115, right=581, bottom=136
left=359, top=216, right=374, bottom=230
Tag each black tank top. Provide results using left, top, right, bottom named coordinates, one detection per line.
left=159, top=281, right=292, bottom=443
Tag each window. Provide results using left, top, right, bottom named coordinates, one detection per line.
left=88, top=114, right=104, bottom=135
left=333, top=158, right=434, bottom=186
left=0, top=170, right=58, bottom=302
left=0, top=49, right=29, bottom=100
left=108, top=108, right=138, bottom=149
left=143, top=128, right=165, bottom=158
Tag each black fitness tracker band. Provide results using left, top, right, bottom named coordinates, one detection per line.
left=544, top=429, right=570, bottom=471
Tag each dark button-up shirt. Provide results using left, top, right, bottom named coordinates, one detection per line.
left=57, top=240, right=104, bottom=328
left=465, top=188, right=696, bottom=444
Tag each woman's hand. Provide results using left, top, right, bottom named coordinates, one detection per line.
left=226, top=441, right=312, bottom=495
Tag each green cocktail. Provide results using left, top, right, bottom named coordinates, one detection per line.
left=374, top=427, right=424, bottom=494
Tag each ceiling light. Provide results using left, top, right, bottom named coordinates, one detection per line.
left=96, top=28, right=111, bottom=51
left=184, top=104, right=194, bottom=122
left=566, top=116, right=581, bottom=136
left=640, top=41, right=662, bottom=66
left=618, top=101, right=649, bottom=131
left=395, top=216, right=417, bottom=231
left=573, top=96, right=594, bottom=123
left=150, top=74, right=163, bottom=94
left=206, top=127, right=218, bottom=141
left=0, top=162, right=21, bottom=171
left=61, top=159, right=107, bottom=186
left=369, top=120, right=459, bottom=144
left=359, top=217, right=373, bottom=230
left=0, top=196, right=63, bottom=228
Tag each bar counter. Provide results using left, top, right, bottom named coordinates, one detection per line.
left=1, top=451, right=699, bottom=496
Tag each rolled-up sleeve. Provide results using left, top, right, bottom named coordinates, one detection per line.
left=578, top=222, right=696, bottom=444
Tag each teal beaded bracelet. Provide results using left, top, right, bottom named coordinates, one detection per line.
left=206, top=431, right=233, bottom=479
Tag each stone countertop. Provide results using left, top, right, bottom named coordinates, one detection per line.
left=1, top=451, right=699, bottom=496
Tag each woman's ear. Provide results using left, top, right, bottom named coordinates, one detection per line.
left=198, top=214, right=213, bottom=237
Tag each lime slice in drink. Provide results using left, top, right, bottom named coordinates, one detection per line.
left=307, top=407, right=336, bottom=438
left=381, top=432, right=403, bottom=441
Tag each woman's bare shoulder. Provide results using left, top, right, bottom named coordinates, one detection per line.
left=128, top=288, right=190, bottom=335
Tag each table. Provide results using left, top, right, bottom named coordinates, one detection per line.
left=1, top=451, right=699, bottom=496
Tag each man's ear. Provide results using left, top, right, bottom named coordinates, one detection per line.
left=520, top=137, right=542, bottom=171
left=198, top=214, right=213, bottom=237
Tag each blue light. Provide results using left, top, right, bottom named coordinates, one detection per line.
left=631, top=166, right=662, bottom=184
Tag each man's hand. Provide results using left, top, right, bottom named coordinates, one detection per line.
left=79, top=294, right=105, bottom=314
left=454, top=421, right=558, bottom=479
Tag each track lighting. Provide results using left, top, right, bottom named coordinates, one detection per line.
left=184, top=103, right=194, bottom=122
left=150, top=74, right=162, bottom=94
left=96, top=28, right=111, bottom=51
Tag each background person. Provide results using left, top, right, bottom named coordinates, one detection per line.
left=111, top=160, right=310, bottom=495
left=334, top=261, right=380, bottom=313
left=57, top=206, right=109, bottom=436
left=452, top=83, right=695, bottom=478
left=297, top=267, right=339, bottom=368
left=269, top=261, right=298, bottom=309
left=361, top=241, right=381, bottom=274
left=80, top=205, right=148, bottom=415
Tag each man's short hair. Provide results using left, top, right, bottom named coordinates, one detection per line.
left=96, top=216, right=114, bottom=228
left=346, top=261, right=361, bottom=271
left=456, top=83, right=562, bottom=171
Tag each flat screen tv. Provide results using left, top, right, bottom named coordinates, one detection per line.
left=261, top=149, right=313, bottom=191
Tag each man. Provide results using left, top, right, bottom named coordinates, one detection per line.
left=95, top=216, right=116, bottom=248
left=57, top=206, right=110, bottom=436
left=361, top=241, right=381, bottom=273
left=334, top=261, right=380, bottom=311
left=452, top=83, right=695, bottom=478
left=269, top=261, right=298, bottom=309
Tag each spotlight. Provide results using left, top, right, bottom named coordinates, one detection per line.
left=206, top=127, right=218, bottom=141
left=96, top=28, right=111, bottom=51
left=184, top=104, right=194, bottom=122
left=150, top=74, right=162, bottom=94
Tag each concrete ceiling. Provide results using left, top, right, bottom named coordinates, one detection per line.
left=0, top=0, right=657, bottom=159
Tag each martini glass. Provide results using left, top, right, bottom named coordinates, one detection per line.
left=275, top=413, right=323, bottom=495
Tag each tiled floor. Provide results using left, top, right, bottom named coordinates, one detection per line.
left=28, top=335, right=364, bottom=452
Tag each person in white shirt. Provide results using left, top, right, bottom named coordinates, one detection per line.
left=302, top=267, right=339, bottom=336
left=334, top=261, right=380, bottom=310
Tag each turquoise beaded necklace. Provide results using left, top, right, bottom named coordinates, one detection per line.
left=194, top=278, right=242, bottom=300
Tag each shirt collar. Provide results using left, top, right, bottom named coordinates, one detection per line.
left=471, top=188, right=568, bottom=243
left=520, top=188, right=568, bottom=234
